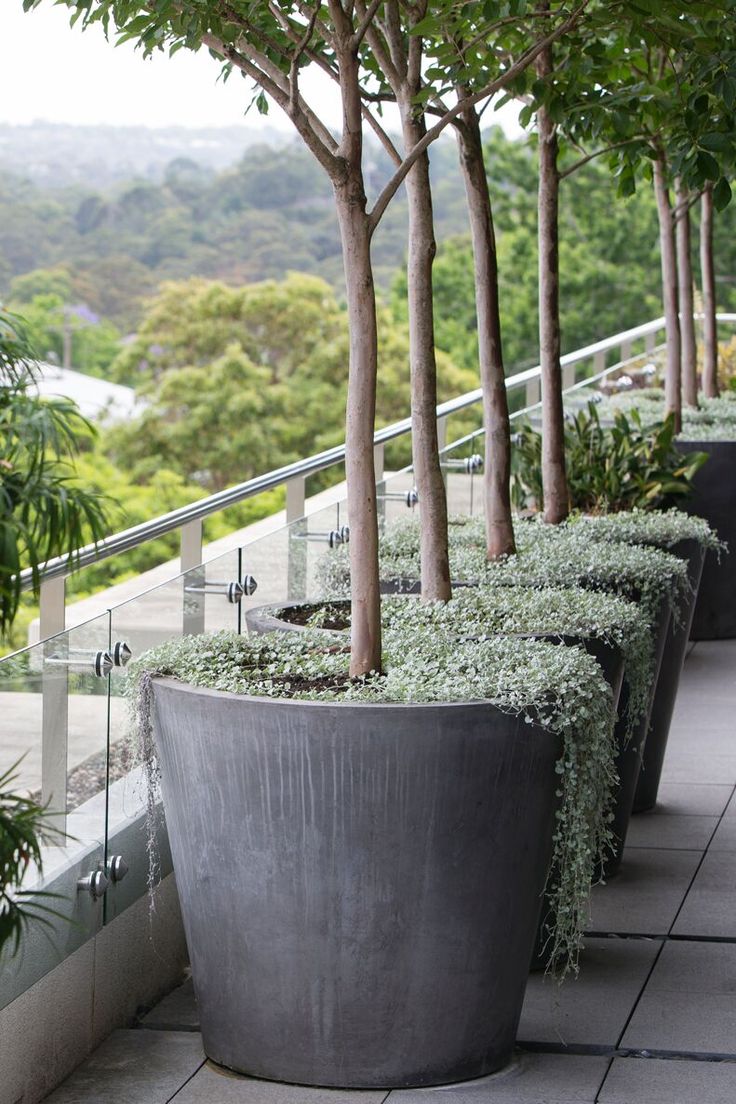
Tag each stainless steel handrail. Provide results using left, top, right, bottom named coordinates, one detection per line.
left=17, top=314, right=674, bottom=590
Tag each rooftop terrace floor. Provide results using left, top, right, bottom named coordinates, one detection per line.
left=43, top=639, right=736, bottom=1104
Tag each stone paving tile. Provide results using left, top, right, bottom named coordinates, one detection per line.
left=387, top=1052, right=608, bottom=1103
left=598, top=1056, right=736, bottom=1103
left=659, top=749, right=736, bottom=788
left=43, top=1029, right=204, bottom=1103
left=518, top=937, right=661, bottom=1047
left=587, top=849, right=701, bottom=935
left=622, top=941, right=736, bottom=1054
left=671, top=851, right=736, bottom=938
left=171, top=1062, right=387, bottom=1103
left=667, top=708, right=736, bottom=743
left=142, top=977, right=199, bottom=1030
left=650, top=783, right=733, bottom=817
left=624, top=814, right=718, bottom=851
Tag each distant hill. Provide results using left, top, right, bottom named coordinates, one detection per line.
left=0, top=122, right=287, bottom=188
left=0, top=132, right=471, bottom=328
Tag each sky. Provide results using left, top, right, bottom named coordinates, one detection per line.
left=0, top=2, right=342, bottom=130
left=0, top=2, right=522, bottom=135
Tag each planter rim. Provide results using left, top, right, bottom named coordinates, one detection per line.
left=151, top=675, right=536, bottom=718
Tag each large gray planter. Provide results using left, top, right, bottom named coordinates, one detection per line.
left=634, top=538, right=706, bottom=812
left=677, top=440, right=736, bottom=639
left=151, top=679, right=562, bottom=1088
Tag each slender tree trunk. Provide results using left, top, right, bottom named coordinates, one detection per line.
left=654, top=154, right=681, bottom=430
left=701, top=183, right=719, bottom=398
left=456, top=109, right=516, bottom=558
left=334, top=174, right=382, bottom=677
left=675, top=180, right=698, bottom=407
left=536, top=42, right=569, bottom=524
left=399, top=110, right=451, bottom=601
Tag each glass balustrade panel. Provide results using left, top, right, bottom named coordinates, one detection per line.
left=0, top=614, right=110, bottom=1005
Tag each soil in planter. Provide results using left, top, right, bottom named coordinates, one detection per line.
left=272, top=602, right=352, bottom=631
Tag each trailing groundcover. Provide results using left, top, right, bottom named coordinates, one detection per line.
left=128, top=614, right=616, bottom=977
left=321, top=514, right=690, bottom=633
left=567, top=507, right=724, bottom=554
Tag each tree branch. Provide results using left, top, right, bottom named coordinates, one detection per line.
left=368, top=0, right=591, bottom=232
left=203, top=32, right=340, bottom=177
left=558, top=135, right=647, bottom=180
left=353, top=0, right=385, bottom=48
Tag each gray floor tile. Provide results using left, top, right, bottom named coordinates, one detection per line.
left=142, top=977, right=199, bottom=1029
left=172, top=1063, right=386, bottom=1102
left=587, top=849, right=701, bottom=935
left=598, top=1056, right=736, bottom=1103
left=708, top=817, right=736, bottom=851
left=44, top=1029, right=204, bottom=1103
left=639, top=939, right=736, bottom=993
left=672, top=851, right=736, bottom=938
left=518, top=937, right=661, bottom=1047
left=667, top=709, right=736, bottom=743
left=624, top=814, right=718, bottom=851
left=659, top=751, right=736, bottom=787
left=651, top=783, right=733, bottom=817
left=387, top=1052, right=608, bottom=1103
left=622, top=941, right=736, bottom=1054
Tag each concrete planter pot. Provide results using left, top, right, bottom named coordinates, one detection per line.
left=151, top=678, right=563, bottom=1088
left=633, top=538, right=706, bottom=813
left=676, top=440, right=736, bottom=639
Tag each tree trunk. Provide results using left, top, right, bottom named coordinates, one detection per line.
left=400, top=109, right=451, bottom=601
left=536, top=43, right=569, bottom=525
left=334, top=175, right=382, bottom=676
left=675, top=180, right=697, bottom=408
left=654, top=155, right=681, bottom=430
left=700, top=183, right=719, bottom=398
left=456, top=109, right=516, bottom=558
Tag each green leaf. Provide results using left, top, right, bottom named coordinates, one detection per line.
left=713, top=177, right=732, bottom=211
left=696, top=150, right=721, bottom=182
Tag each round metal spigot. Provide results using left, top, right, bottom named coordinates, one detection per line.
left=338, top=525, right=350, bottom=544
left=106, top=855, right=129, bottom=883
left=226, top=581, right=245, bottom=604
left=77, top=869, right=109, bottom=899
left=111, top=641, right=132, bottom=668
left=242, top=574, right=258, bottom=596
left=45, top=650, right=114, bottom=677
left=327, top=529, right=343, bottom=548
left=93, top=651, right=114, bottom=677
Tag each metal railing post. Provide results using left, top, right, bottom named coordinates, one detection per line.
left=373, top=443, right=385, bottom=484
left=180, top=519, right=204, bottom=636
left=286, top=475, right=307, bottom=601
left=562, top=363, right=576, bottom=391
left=645, top=331, right=657, bottom=355
left=436, top=415, right=448, bottom=460
left=40, top=576, right=68, bottom=829
left=619, top=339, right=633, bottom=363
left=594, top=351, right=607, bottom=375
left=525, top=377, right=541, bottom=408
left=286, top=475, right=306, bottom=524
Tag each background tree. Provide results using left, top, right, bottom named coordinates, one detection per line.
left=0, top=310, right=110, bottom=639
left=108, top=274, right=477, bottom=488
